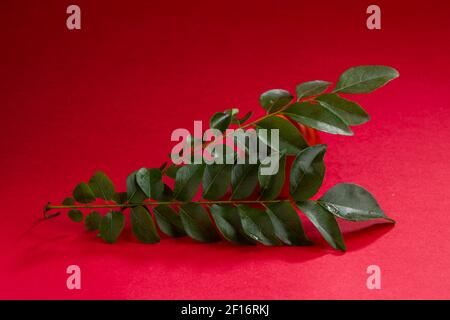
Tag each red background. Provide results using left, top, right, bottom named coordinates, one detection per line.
left=0, top=0, right=449, bottom=299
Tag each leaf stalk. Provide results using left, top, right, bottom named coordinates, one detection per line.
left=45, top=199, right=288, bottom=211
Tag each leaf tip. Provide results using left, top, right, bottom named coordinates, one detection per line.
left=385, top=217, right=396, bottom=224
left=346, top=130, right=354, bottom=136
left=43, top=203, right=61, bottom=219
left=392, top=67, right=400, bottom=78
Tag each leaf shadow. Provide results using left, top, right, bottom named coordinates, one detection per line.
left=11, top=217, right=394, bottom=273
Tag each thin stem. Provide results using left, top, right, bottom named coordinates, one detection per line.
left=45, top=199, right=289, bottom=211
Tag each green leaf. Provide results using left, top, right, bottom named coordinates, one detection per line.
left=256, top=116, right=308, bottom=155
left=159, top=162, right=168, bottom=171
left=68, top=210, right=83, bottom=223
left=126, top=171, right=146, bottom=204
left=210, top=204, right=255, bottom=245
left=237, top=205, right=280, bottom=245
left=209, top=143, right=236, bottom=163
left=112, top=192, right=128, bottom=204
left=296, top=80, right=331, bottom=100
left=165, top=164, right=180, bottom=179
left=258, top=154, right=286, bottom=200
left=99, top=211, right=125, bottom=244
left=72, top=182, right=96, bottom=204
left=154, top=184, right=174, bottom=201
left=85, top=211, right=102, bottom=231
left=259, top=89, right=293, bottom=113
left=173, top=164, right=205, bottom=201
left=296, top=200, right=346, bottom=251
left=315, top=94, right=370, bottom=125
left=334, top=65, right=399, bottom=93
left=230, top=110, right=252, bottom=125
left=153, top=205, right=186, bottom=237
left=266, top=201, right=312, bottom=246
left=62, top=197, right=75, bottom=205
left=231, top=163, right=259, bottom=200
left=88, top=171, right=115, bottom=200
left=210, top=112, right=232, bottom=132
left=283, top=102, right=353, bottom=136
left=179, top=203, right=220, bottom=243
left=202, top=163, right=232, bottom=200
left=225, top=108, right=239, bottom=117
left=130, top=206, right=160, bottom=244
left=290, top=144, right=327, bottom=201
left=136, top=168, right=164, bottom=199
left=318, top=183, right=394, bottom=222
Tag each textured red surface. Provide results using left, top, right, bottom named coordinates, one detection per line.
left=0, top=0, right=449, bottom=299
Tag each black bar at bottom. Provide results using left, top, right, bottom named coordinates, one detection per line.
left=0, top=300, right=447, bottom=318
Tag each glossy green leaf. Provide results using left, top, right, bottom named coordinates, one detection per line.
left=112, top=192, right=127, bottom=204
left=225, top=108, right=239, bottom=117
left=283, top=102, right=353, bottom=136
left=230, top=110, right=253, bottom=125
left=334, top=65, right=399, bottom=93
left=290, top=144, right=327, bottom=201
left=99, top=211, right=125, bottom=244
left=179, top=203, right=220, bottom=243
left=62, top=197, right=75, bottom=206
left=154, top=184, right=174, bottom=201
left=153, top=205, right=186, bottom=237
left=85, top=211, right=102, bottom=231
left=210, top=112, right=232, bottom=132
left=315, top=94, right=370, bottom=125
left=173, top=164, right=205, bottom=201
left=88, top=171, right=115, bottom=200
left=231, top=163, right=259, bottom=200
left=237, top=205, right=280, bottom=245
left=319, top=183, right=394, bottom=222
left=130, top=206, right=160, bottom=244
left=258, top=154, right=286, bottom=200
left=207, top=143, right=236, bottom=165
left=165, top=164, right=180, bottom=179
left=210, top=204, right=255, bottom=245
left=257, top=116, right=308, bottom=155
left=202, top=163, right=232, bottom=200
left=68, top=210, right=83, bottom=223
left=296, top=200, right=346, bottom=251
left=72, top=182, right=96, bottom=204
left=136, top=168, right=164, bottom=199
left=259, top=89, right=293, bottom=113
left=126, top=171, right=146, bottom=204
left=266, top=201, right=312, bottom=246
left=296, top=80, right=331, bottom=100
